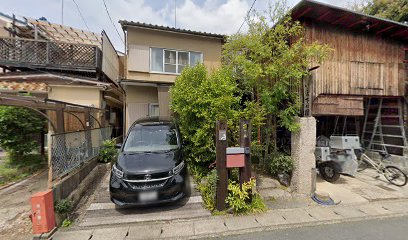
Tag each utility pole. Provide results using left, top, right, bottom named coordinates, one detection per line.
left=61, top=0, right=64, bottom=25
left=174, top=0, right=176, bottom=28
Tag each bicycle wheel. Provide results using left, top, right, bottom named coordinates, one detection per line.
left=384, top=166, right=408, bottom=187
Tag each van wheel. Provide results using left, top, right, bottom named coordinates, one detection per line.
left=319, top=162, right=340, bottom=183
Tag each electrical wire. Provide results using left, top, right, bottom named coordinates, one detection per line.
left=72, top=0, right=90, bottom=32
left=102, top=0, right=124, bottom=44
left=236, top=0, right=257, bottom=34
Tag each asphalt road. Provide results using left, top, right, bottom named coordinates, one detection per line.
left=219, top=216, right=408, bottom=240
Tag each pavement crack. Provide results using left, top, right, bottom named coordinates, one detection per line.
left=333, top=211, right=340, bottom=215
left=282, top=215, right=286, bottom=221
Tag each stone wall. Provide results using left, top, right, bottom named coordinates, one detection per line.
left=291, top=117, right=316, bottom=195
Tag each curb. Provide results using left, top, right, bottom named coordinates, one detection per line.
left=51, top=199, right=408, bottom=240
left=188, top=211, right=408, bottom=240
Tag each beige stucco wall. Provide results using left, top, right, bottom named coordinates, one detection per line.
left=48, top=85, right=103, bottom=108
left=0, top=19, right=9, bottom=37
left=125, top=85, right=158, bottom=131
left=125, top=27, right=223, bottom=82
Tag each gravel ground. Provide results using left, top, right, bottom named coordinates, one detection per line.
left=0, top=170, right=48, bottom=240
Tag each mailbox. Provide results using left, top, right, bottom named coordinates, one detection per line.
left=226, top=147, right=249, bottom=168
left=30, top=190, right=56, bottom=234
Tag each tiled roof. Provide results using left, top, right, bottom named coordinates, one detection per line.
left=119, top=21, right=225, bottom=39
left=0, top=81, right=47, bottom=92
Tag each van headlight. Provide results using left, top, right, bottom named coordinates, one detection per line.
left=173, top=161, right=185, bottom=175
left=112, top=164, right=123, bottom=179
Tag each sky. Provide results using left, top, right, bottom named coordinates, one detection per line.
left=1, top=0, right=352, bottom=51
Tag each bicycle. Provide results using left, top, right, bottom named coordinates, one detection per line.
left=358, top=151, right=407, bottom=187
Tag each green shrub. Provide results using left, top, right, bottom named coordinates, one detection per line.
left=170, top=64, right=240, bottom=171
left=226, top=179, right=266, bottom=215
left=0, top=106, right=44, bottom=158
left=55, top=199, right=73, bottom=215
left=268, top=152, right=293, bottom=176
left=99, top=140, right=117, bottom=163
left=61, top=219, right=72, bottom=228
left=197, top=169, right=218, bottom=211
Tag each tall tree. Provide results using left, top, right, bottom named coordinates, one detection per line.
left=223, top=1, right=330, bottom=165
left=350, top=0, right=408, bottom=23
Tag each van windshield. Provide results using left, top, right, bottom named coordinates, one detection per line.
left=123, top=124, right=179, bottom=152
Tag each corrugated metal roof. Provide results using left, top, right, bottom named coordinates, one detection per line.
left=119, top=21, right=225, bottom=39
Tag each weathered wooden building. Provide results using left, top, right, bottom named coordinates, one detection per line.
left=292, top=0, right=408, bottom=155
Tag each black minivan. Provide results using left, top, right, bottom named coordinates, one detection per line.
left=110, top=117, right=188, bottom=206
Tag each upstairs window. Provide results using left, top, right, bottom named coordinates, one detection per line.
left=150, top=48, right=203, bottom=74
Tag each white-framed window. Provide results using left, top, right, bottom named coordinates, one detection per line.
left=150, top=48, right=203, bottom=74
left=149, top=103, right=160, bottom=117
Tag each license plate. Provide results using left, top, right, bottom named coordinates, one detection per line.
left=139, top=191, right=158, bottom=202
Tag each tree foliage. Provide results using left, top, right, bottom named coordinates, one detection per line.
left=350, top=0, right=408, bottom=23
left=170, top=64, right=240, bottom=166
left=0, top=106, right=44, bottom=158
left=223, top=1, right=331, bottom=164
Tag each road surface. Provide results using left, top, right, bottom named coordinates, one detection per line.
left=219, top=216, right=408, bottom=240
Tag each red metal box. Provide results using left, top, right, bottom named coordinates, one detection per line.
left=226, top=154, right=245, bottom=168
left=30, top=189, right=56, bottom=234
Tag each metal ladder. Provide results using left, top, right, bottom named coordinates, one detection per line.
left=361, top=97, right=408, bottom=155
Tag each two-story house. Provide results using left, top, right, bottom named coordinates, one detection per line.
left=0, top=14, right=123, bottom=134
left=292, top=0, right=408, bottom=155
left=119, top=21, right=224, bottom=131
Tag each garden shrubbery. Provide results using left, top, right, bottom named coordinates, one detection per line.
left=99, top=140, right=117, bottom=163
left=170, top=0, right=330, bottom=215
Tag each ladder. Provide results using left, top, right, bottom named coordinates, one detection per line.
left=361, top=97, right=408, bottom=155
left=333, top=116, right=359, bottom=136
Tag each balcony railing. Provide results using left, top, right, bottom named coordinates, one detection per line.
left=0, top=37, right=102, bottom=71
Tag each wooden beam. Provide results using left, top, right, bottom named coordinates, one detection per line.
left=317, top=11, right=331, bottom=21
left=294, top=7, right=313, bottom=19
left=376, top=25, right=395, bottom=35
left=347, top=20, right=365, bottom=29
left=332, top=14, right=350, bottom=25
left=391, top=29, right=408, bottom=37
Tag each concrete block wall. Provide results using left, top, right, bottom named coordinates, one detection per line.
left=291, top=117, right=316, bottom=195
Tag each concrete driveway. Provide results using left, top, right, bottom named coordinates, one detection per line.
left=68, top=171, right=210, bottom=230
left=317, top=167, right=408, bottom=205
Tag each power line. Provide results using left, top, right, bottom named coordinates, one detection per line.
left=102, top=0, right=124, bottom=43
left=71, top=0, right=90, bottom=31
left=237, top=0, right=257, bottom=34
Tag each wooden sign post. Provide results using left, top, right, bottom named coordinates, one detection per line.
left=215, top=119, right=252, bottom=211
left=239, top=119, right=251, bottom=185
left=215, top=120, right=228, bottom=211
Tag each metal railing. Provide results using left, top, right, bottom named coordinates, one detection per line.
left=0, top=37, right=101, bottom=70
left=51, top=127, right=112, bottom=180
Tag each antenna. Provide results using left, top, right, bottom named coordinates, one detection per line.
left=61, top=0, right=64, bottom=25
left=174, top=0, right=176, bottom=28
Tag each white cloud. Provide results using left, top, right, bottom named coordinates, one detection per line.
left=0, top=0, right=355, bottom=51
left=173, top=0, right=249, bottom=34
